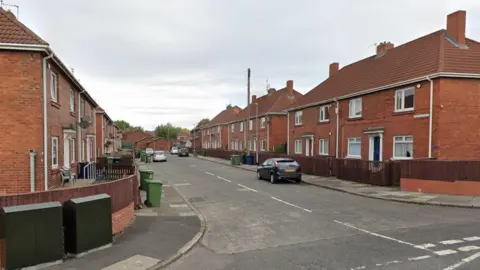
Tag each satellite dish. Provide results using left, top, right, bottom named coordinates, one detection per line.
left=79, top=116, right=91, bottom=129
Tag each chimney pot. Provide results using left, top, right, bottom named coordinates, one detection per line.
left=329, top=63, right=339, bottom=77
left=267, top=88, right=276, bottom=95
left=286, top=80, right=294, bottom=95
left=252, top=95, right=257, bottom=104
left=447, top=10, right=467, bottom=46
left=376, top=42, right=394, bottom=57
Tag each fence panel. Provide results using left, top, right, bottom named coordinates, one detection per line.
left=96, top=164, right=135, bottom=181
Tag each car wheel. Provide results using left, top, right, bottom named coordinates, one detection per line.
left=257, top=171, right=261, bottom=180
left=270, top=173, right=276, bottom=184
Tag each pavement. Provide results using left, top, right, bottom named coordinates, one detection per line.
left=195, top=155, right=480, bottom=208
left=45, top=170, right=202, bottom=270
left=151, top=154, right=480, bottom=269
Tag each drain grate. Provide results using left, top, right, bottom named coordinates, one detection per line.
left=189, top=197, right=206, bottom=203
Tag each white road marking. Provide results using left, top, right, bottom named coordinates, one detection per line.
left=458, top=246, right=480, bottom=252
left=173, top=183, right=191, bottom=187
left=237, top=184, right=258, bottom=193
left=385, top=260, right=401, bottom=265
left=271, top=196, right=312, bottom=213
left=435, top=249, right=458, bottom=256
left=439, top=240, right=464, bottom=245
left=169, top=204, right=189, bottom=208
left=415, top=243, right=436, bottom=249
left=464, top=236, right=480, bottom=242
left=443, top=251, right=480, bottom=270
left=408, top=255, right=431, bottom=261
left=163, top=184, right=171, bottom=187
left=376, top=263, right=383, bottom=266
left=350, top=266, right=365, bottom=270
left=333, top=220, right=435, bottom=253
left=205, top=172, right=215, bottom=176
left=217, top=176, right=232, bottom=183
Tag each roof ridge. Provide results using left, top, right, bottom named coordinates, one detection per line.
left=0, top=8, right=48, bottom=45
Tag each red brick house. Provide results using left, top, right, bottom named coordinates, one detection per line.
left=95, top=107, right=115, bottom=156
left=112, top=124, right=122, bottom=151
left=121, top=131, right=153, bottom=149
left=0, top=8, right=101, bottom=193
left=227, top=80, right=302, bottom=153
left=201, top=105, right=241, bottom=149
left=144, top=137, right=169, bottom=151
left=287, top=10, right=480, bottom=161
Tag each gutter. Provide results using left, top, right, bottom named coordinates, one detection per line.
left=286, top=72, right=480, bottom=112
left=42, top=52, right=54, bottom=191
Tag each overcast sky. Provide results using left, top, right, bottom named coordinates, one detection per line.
left=9, top=0, right=480, bottom=130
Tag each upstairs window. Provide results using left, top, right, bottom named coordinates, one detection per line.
left=231, top=124, right=234, bottom=133
left=249, top=120, right=253, bottom=130
left=50, top=72, right=58, bottom=102
left=295, top=111, right=303, bottom=125
left=260, top=117, right=266, bottom=128
left=217, top=126, right=220, bottom=133
left=395, top=88, right=415, bottom=112
left=69, top=88, right=75, bottom=112
left=349, top=98, right=362, bottom=118
left=319, top=105, right=330, bottom=122
left=240, top=122, right=244, bottom=132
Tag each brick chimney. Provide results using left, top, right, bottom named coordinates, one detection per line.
left=267, top=88, right=276, bottom=95
left=376, top=42, right=394, bottom=56
left=252, top=95, right=257, bottom=104
left=233, top=106, right=240, bottom=114
left=329, top=63, right=339, bottom=77
left=286, top=80, right=294, bottom=95
left=447, top=10, right=466, bottom=46
left=4, top=9, right=16, bottom=20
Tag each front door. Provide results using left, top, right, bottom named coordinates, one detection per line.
left=63, top=134, right=70, bottom=168
left=305, top=139, right=310, bottom=156
left=369, top=135, right=382, bottom=161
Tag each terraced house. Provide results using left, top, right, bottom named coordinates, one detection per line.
left=287, top=10, right=480, bottom=161
left=228, top=80, right=302, bottom=152
left=201, top=105, right=241, bottom=149
left=0, top=8, right=103, bottom=193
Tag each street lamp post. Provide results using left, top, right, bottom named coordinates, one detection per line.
left=255, top=103, right=259, bottom=164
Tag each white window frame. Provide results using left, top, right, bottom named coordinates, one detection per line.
left=294, top=140, right=302, bottom=154
left=319, top=139, right=329, bottom=155
left=249, top=120, right=253, bottom=130
left=260, top=117, right=266, bottom=128
left=260, top=140, right=266, bottom=151
left=319, top=105, right=330, bottom=122
left=217, top=126, right=221, bottom=133
left=240, top=122, right=244, bottom=132
left=393, top=136, right=414, bottom=160
left=349, top=98, right=362, bottom=119
left=50, top=72, right=58, bottom=102
left=394, top=87, right=415, bottom=112
left=347, top=137, right=361, bottom=158
left=231, top=124, right=234, bottom=133
left=295, top=111, right=303, bottom=125
left=51, top=136, right=59, bottom=169
left=71, top=138, right=75, bottom=163
left=69, top=88, right=75, bottom=112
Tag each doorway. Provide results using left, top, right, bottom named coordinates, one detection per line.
left=64, top=134, right=70, bottom=168
left=368, top=134, right=383, bottom=161
left=305, top=137, right=314, bottom=156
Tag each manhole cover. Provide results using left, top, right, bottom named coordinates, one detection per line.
left=189, top=197, right=206, bottom=203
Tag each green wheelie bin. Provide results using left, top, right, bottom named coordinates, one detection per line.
left=145, top=180, right=163, bottom=207
left=139, top=169, right=154, bottom=191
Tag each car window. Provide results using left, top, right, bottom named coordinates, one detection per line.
left=262, top=159, right=270, bottom=166
left=155, top=151, right=164, bottom=155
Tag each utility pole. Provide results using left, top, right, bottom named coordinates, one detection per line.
left=247, top=68, right=251, bottom=152
left=255, top=103, right=259, bottom=164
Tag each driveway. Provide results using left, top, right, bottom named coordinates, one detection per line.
left=145, top=155, right=480, bottom=270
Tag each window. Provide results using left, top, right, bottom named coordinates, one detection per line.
left=253, top=138, right=257, bottom=151
left=81, top=139, right=85, bottom=161
left=69, top=88, right=75, bottom=112
left=217, top=126, right=221, bottom=133
left=349, top=98, right=362, bottom=118
left=347, top=137, right=361, bottom=158
left=249, top=140, right=252, bottom=150
left=319, top=139, right=329, bottom=155
left=51, top=137, right=59, bottom=168
left=231, top=140, right=235, bottom=150
left=71, top=139, right=75, bottom=162
left=240, top=122, right=244, bottom=132
left=319, top=106, right=330, bottom=122
left=260, top=140, right=266, bottom=151
left=295, top=140, right=302, bottom=154
left=249, top=120, right=253, bottom=130
left=395, top=88, right=415, bottom=112
left=393, top=136, right=413, bottom=159
left=231, top=124, right=234, bottom=133
left=295, top=111, right=303, bottom=125
left=50, top=72, right=58, bottom=102
left=260, top=117, right=266, bottom=128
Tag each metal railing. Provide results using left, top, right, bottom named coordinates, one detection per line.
left=83, top=161, right=97, bottom=180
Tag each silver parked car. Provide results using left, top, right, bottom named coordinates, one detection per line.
left=153, top=151, right=167, bottom=162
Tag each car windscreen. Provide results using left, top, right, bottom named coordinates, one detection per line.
left=155, top=151, right=164, bottom=155
left=276, top=159, right=298, bottom=168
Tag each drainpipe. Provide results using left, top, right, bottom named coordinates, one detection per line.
left=266, top=116, right=270, bottom=151
left=287, top=112, right=290, bottom=155
left=227, top=124, right=230, bottom=150
left=78, top=90, right=85, bottom=162
left=42, top=52, right=54, bottom=191
left=427, top=76, right=433, bottom=159
left=333, top=98, right=339, bottom=158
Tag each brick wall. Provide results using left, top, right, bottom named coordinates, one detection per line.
left=122, top=131, right=153, bottom=148
left=146, top=139, right=169, bottom=151
left=112, top=202, right=135, bottom=235
left=0, top=51, right=44, bottom=194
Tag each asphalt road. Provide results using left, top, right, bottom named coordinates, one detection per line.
left=145, top=155, right=480, bottom=270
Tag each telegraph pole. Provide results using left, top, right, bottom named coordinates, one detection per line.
left=246, top=68, right=251, bottom=152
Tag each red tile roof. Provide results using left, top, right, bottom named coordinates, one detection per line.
left=0, top=8, right=48, bottom=45
left=233, top=88, right=302, bottom=122
left=293, top=29, right=480, bottom=109
left=204, top=106, right=242, bottom=128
